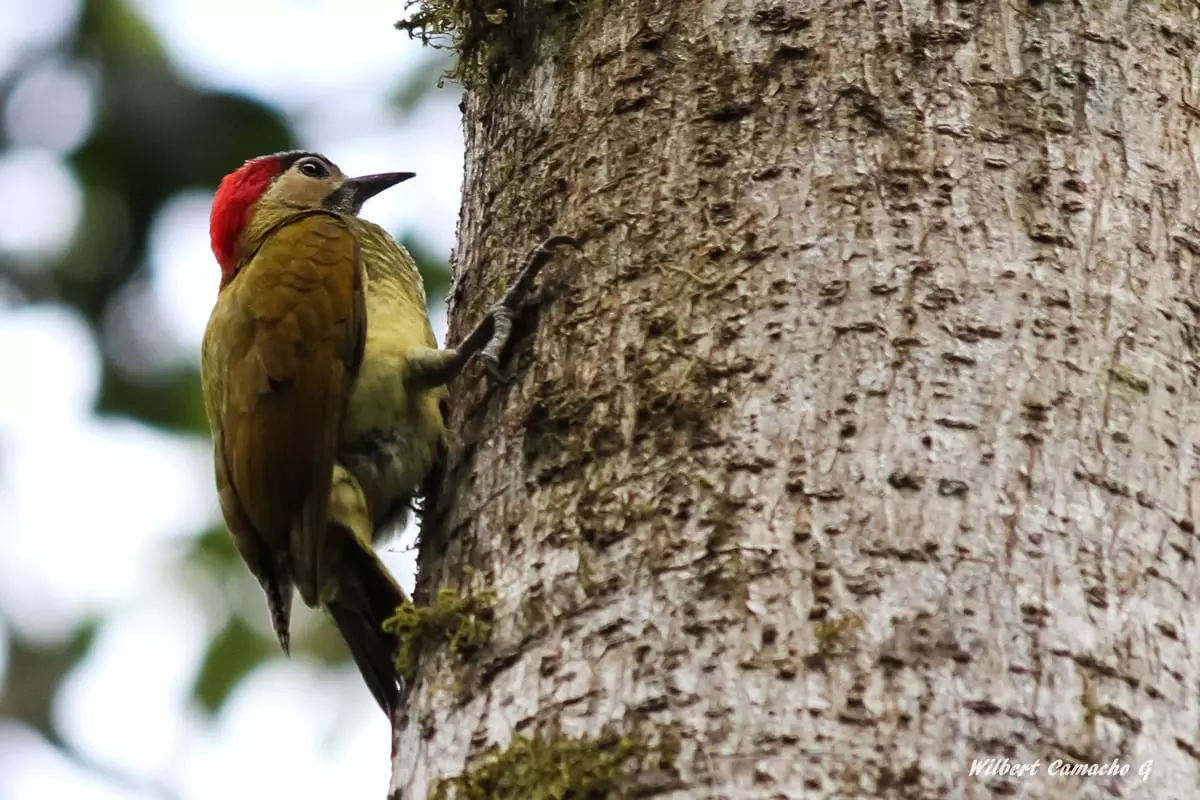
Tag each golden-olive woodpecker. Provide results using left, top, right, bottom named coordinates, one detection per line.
left=201, top=150, right=575, bottom=717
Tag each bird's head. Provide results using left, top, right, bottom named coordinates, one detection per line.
left=209, top=151, right=415, bottom=285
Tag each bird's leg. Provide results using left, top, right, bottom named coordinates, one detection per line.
left=405, top=235, right=580, bottom=389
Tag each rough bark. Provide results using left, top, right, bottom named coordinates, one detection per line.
left=392, top=0, right=1200, bottom=797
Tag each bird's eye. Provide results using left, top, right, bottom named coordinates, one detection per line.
left=299, top=159, right=327, bottom=178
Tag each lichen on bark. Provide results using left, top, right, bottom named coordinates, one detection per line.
left=384, top=587, right=497, bottom=681
left=428, top=729, right=671, bottom=800
left=396, top=0, right=580, bottom=88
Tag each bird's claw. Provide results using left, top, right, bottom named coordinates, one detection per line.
left=478, top=235, right=579, bottom=385
left=540, top=234, right=582, bottom=252
left=481, top=303, right=516, bottom=384
left=481, top=353, right=513, bottom=384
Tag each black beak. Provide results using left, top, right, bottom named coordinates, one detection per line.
left=328, top=171, right=416, bottom=214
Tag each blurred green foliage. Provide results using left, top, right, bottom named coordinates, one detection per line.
left=0, top=0, right=450, bottom=758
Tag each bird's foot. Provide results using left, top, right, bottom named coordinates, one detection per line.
left=480, top=235, right=581, bottom=383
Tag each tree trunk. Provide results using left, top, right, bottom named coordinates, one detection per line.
left=392, top=0, right=1200, bottom=797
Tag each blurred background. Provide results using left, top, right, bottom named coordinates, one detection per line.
left=0, top=0, right=461, bottom=797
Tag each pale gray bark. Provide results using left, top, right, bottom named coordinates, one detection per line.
left=392, top=0, right=1200, bottom=797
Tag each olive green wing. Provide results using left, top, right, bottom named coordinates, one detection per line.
left=207, top=211, right=366, bottom=612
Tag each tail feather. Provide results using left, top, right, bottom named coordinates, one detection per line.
left=326, top=535, right=408, bottom=718
left=264, top=575, right=294, bottom=655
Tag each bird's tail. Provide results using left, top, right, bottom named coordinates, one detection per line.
left=325, top=465, right=409, bottom=718
left=326, top=541, right=408, bottom=718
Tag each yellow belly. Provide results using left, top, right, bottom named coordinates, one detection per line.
left=339, top=328, right=445, bottom=537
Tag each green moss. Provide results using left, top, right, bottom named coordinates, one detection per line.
left=813, top=613, right=864, bottom=643
left=395, top=0, right=506, bottom=64
left=1107, top=366, right=1150, bottom=396
left=1078, top=671, right=1098, bottom=731
left=396, top=0, right=581, bottom=88
left=804, top=613, right=863, bottom=670
left=430, top=730, right=659, bottom=800
left=383, top=587, right=497, bottom=681
left=576, top=548, right=598, bottom=596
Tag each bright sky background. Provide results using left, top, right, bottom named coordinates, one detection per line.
left=0, top=1, right=463, bottom=798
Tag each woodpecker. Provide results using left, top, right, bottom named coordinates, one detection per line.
left=201, top=150, right=576, bottom=717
